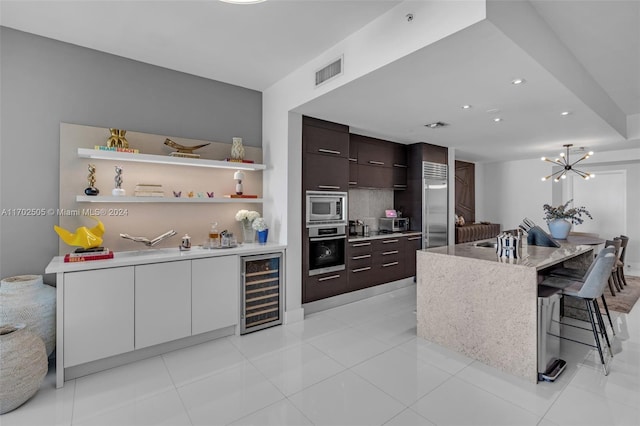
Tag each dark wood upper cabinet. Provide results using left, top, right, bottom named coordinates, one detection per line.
left=455, top=160, right=475, bottom=223
left=302, top=116, right=350, bottom=192
left=391, top=143, right=408, bottom=168
left=423, top=143, right=448, bottom=165
left=303, top=125, right=349, bottom=158
left=349, top=134, right=407, bottom=189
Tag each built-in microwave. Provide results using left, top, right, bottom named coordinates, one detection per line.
left=306, top=191, right=347, bottom=227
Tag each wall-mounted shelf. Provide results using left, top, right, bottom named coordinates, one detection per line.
left=76, top=196, right=263, bottom=204
left=77, top=148, right=266, bottom=171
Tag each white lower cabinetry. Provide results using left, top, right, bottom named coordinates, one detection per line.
left=63, top=267, right=134, bottom=367
left=134, top=260, right=191, bottom=349
left=192, top=256, right=239, bottom=335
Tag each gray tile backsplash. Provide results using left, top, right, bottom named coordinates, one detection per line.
left=348, top=188, right=394, bottom=230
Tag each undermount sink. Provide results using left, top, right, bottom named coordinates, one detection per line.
left=474, top=241, right=496, bottom=248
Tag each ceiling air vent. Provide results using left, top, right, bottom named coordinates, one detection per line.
left=315, top=56, right=343, bottom=87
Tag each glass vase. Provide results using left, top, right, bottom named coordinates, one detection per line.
left=242, top=221, right=255, bottom=243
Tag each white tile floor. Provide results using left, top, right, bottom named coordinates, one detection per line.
left=3, top=284, right=640, bottom=426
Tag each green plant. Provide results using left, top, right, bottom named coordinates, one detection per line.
left=542, top=199, right=592, bottom=225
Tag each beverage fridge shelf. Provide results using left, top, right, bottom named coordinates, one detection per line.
left=245, top=269, right=280, bottom=277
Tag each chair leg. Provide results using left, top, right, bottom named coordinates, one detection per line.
left=612, top=270, right=623, bottom=291
left=593, top=299, right=613, bottom=357
left=600, top=295, right=615, bottom=335
left=618, top=267, right=628, bottom=287
left=608, top=276, right=617, bottom=296
left=586, top=300, right=608, bottom=375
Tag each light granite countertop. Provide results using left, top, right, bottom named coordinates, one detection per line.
left=348, top=231, right=422, bottom=243
left=424, top=239, right=593, bottom=271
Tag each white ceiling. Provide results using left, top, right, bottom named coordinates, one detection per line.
left=1, top=0, right=639, bottom=163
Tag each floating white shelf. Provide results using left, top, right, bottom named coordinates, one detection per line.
left=76, top=196, right=263, bottom=204
left=77, top=148, right=266, bottom=171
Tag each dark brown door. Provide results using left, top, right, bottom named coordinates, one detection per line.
left=455, top=160, right=475, bottom=223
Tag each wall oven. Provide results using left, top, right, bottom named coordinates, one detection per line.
left=308, top=225, right=346, bottom=276
left=306, top=191, right=347, bottom=227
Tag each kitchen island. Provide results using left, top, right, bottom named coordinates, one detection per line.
left=416, top=240, right=593, bottom=383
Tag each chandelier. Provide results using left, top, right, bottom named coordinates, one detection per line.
left=541, top=144, right=595, bottom=182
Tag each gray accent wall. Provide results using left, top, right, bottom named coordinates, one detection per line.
left=0, top=27, right=262, bottom=280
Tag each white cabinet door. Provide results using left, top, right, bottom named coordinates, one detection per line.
left=135, top=260, right=191, bottom=349
left=64, top=267, right=134, bottom=367
left=192, top=256, right=239, bottom=335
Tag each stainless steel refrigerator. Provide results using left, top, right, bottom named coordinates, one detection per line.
left=422, top=161, right=448, bottom=248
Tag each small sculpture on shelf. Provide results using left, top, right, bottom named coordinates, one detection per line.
left=164, top=138, right=210, bottom=158
left=233, top=170, right=245, bottom=195
left=106, top=128, right=129, bottom=149
left=112, top=165, right=125, bottom=196
left=84, top=163, right=99, bottom=196
left=231, top=137, right=245, bottom=161
left=54, top=216, right=105, bottom=249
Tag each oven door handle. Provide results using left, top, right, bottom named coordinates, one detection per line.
left=310, top=235, right=347, bottom=242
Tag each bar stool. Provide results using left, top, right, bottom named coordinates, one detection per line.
left=609, top=238, right=623, bottom=293
left=541, top=249, right=617, bottom=375
left=547, top=245, right=616, bottom=333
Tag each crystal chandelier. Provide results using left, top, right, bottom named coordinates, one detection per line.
left=541, top=144, right=595, bottom=182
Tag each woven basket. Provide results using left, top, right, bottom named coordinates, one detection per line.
left=0, top=324, right=48, bottom=414
left=0, top=275, right=56, bottom=356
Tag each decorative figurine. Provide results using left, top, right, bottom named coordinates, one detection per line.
left=106, top=128, right=129, bottom=149
left=197, top=192, right=204, bottom=198
left=84, top=163, right=99, bottom=196
left=173, top=191, right=181, bottom=198
left=164, top=138, right=210, bottom=158
left=233, top=170, right=245, bottom=195
left=207, top=191, right=214, bottom=198
left=231, top=137, right=245, bottom=160
left=112, top=165, right=125, bottom=196
left=54, top=216, right=105, bottom=249
left=187, top=191, right=194, bottom=198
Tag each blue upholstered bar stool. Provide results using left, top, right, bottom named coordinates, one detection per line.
left=541, top=248, right=617, bottom=375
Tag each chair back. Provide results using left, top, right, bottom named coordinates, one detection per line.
left=581, top=244, right=615, bottom=280
left=618, top=235, right=629, bottom=263
left=577, top=251, right=617, bottom=299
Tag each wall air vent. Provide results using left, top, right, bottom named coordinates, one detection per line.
left=425, top=121, right=448, bottom=128
left=315, top=56, right=343, bottom=87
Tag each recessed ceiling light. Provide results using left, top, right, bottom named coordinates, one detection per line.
left=425, top=121, right=449, bottom=128
left=493, top=118, right=502, bottom=122
left=511, top=78, right=526, bottom=85
left=561, top=111, right=571, bottom=116
left=462, top=105, right=472, bottom=109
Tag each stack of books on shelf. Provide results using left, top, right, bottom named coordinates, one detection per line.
left=64, top=247, right=113, bottom=263
left=170, top=152, right=200, bottom=158
left=224, top=158, right=255, bottom=164
left=134, top=183, right=164, bottom=197
left=94, top=145, right=139, bottom=154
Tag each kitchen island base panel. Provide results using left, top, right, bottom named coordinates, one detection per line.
left=417, top=251, right=539, bottom=383
left=63, top=326, right=235, bottom=382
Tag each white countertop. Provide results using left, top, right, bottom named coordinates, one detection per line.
left=45, top=242, right=287, bottom=273
left=424, top=239, right=593, bottom=271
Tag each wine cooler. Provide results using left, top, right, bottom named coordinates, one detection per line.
left=241, top=252, right=284, bottom=334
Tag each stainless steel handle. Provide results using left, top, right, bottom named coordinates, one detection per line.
left=368, top=160, right=385, bottom=166
left=352, top=267, right=371, bottom=273
left=318, top=274, right=341, bottom=282
left=382, top=262, right=399, bottom=268
left=393, top=184, right=407, bottom=188
left=382, top=239, right=398, bottom=244
left=349, top=181, right=357, bottom=185
left=317, top=185, right=340, bottom=190
left=382, top=250, right=399, bottom=255
left=407, top=236, right=422, bottom=241
left=349, top=158, right=357, bottom=162
left=393, top=164, right=408, bottom=168
left=318, top=148, right=341, bottom=155
left=352, top=254, right=371, bottom=260
left=352, top=242, right=371, bottom=247
left=310, top=235, right=347, bottom=242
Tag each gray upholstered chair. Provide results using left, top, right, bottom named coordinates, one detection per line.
left=541, top=248, right=617, bottom=375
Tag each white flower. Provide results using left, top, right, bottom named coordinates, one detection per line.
left=247, top=211, right=260, bottom=222
left=235, top=209, right=249, bottom=221
left=252, top=217, right=268, bottom=231
left=236, top=210, right=261, bottom=223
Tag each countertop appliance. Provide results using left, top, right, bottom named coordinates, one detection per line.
left=306, top=191, right=347, bottom=227
left=423, top=162, right=449, bottom=248
left=379, top=217, right=409, bottom=233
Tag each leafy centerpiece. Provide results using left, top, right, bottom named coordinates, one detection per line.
left=542, top=199, right=592, bottom=239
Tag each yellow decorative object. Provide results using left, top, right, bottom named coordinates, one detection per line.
left=106, top=128, right=129, bottom=149
left=54, top=217, right=105, bottom=249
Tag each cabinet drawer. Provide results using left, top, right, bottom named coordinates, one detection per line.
left=348, top=266, right=375, bottom=291
left=348, top=253, right=372, bottom=270
left=303, top=124, right=349, bottom=158
left=303, top=270, right=347, bottom=303
left=373, top=238, right=402, bottom=251
left=348, top=240, right=373, bottom=256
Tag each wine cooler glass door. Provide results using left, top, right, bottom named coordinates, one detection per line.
left=241, top=252, right=283, bottom=334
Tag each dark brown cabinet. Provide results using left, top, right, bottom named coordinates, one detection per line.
left=347, top=240, right=373, bottom=291
left=404, top=234, right=422, bottom=278
left=303, top=124, right=349, bottom=158
left=349, top=134, right=407, bottom=189
left=304, top=270, right=348, bottom=303
left=305, top=153, right=349, bottom=191
left=302, top=116, right=350, bottom=192
left=372, top=237, right=403, bottom=285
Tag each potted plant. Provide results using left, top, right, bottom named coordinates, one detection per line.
left=235, top=209, right=261, bottom=243
left=542, top=199, right=592, bottom=239
left=252, top=217, right=269, bottom=244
